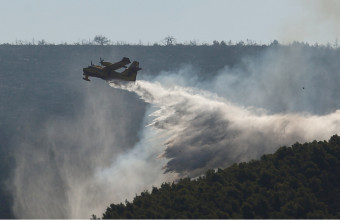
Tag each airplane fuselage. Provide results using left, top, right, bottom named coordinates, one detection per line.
left=83, top=60, right=141, bottom=82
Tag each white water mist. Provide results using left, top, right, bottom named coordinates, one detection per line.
left=110, top=80, right=340, bottom=177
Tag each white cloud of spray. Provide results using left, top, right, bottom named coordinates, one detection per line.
left=110, top=80, right=340, bottom=177
left=10, top=84, right=173, bottom=218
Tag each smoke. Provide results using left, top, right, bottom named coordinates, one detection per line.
left=205, top=46, right=340, bottom=115
left=312, top=0, right=340, bottom=37
left=281, top=0, right=340, bottom=44
left=10, top=46, right=340, bottom=218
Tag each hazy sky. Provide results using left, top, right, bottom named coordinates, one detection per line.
left=1, top=0, right=339, bottom=45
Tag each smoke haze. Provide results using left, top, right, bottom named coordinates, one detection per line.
left=281, top=0, right=340, bottom=44
left=7, top=45, right=340, bottom=218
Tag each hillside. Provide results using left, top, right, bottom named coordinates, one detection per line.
left=102, top=135, right=340, bottom=219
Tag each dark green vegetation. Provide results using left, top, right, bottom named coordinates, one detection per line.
left=103, top=135, right=340, bottom=219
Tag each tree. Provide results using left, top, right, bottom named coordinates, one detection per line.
left=236, top=40, right=245, bottom=46
left=91, top=214, right=100, bottom=220
left=213, top=40, right=220, bottom=46
left=270, top=40, right=279, bottom=46
left=93, top=35, right=110, bottom=45
left=334, top=38, right=338, bottom=49
left=102, top=135, right=340, bottom=219
left=162, top=36, right=176, bottom=46
left=38, top=39, right=47, bottom=45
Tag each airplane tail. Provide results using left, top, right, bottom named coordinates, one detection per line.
left=121, top=57, right=131, bottom=64
left=121, top=61, right=141, bottom=81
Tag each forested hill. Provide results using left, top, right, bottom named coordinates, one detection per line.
left=102, top=135, right=340, bottom=219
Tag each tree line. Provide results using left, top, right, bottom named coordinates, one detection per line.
left=3, top=35, right=340, bottom=49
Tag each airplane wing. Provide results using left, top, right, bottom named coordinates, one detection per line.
left=103, top=62, right=127, bottom=71
left=103, top=57, right=131, bottom=71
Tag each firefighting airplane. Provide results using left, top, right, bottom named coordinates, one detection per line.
left=83, top=57, right=141, bottom=82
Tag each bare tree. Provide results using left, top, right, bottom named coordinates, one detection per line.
left=38, top=39, right=46, bottom=45
left=93, top=35, right=110, bottom=45
left=334, top=38, right=338, bottom=49
left=162, top=36, right=176, bottom=46
left=189, top=40, right=198, bottom=46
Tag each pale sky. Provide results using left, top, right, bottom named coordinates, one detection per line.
left=0, top=0, right=339, bottom=45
